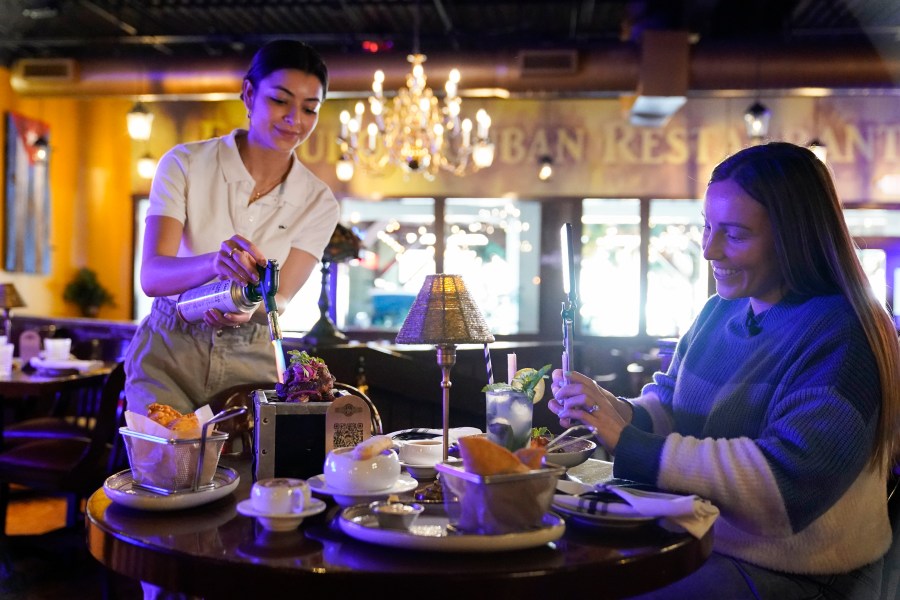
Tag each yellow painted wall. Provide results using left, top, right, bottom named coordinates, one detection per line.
left=0, top=67, right=133, bottom=321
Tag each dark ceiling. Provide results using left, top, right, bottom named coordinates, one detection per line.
left=1, top=0, right=899, bottom=67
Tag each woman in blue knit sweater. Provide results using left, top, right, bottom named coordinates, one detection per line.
left=550, top=142, right=900, bottom=598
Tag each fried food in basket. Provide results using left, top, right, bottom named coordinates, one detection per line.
left=458, top=435, right=545, bottom=476
left=147, top=403, right=183, bottom=428
left=146, top=403, right=200, bottom=433
left=169, top=413, right=199, bottom=432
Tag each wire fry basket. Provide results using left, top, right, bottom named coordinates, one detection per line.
left=119, top=428, right=229, bottom=495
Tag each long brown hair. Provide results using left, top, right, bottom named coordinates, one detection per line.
left=710, top=142, right=900, bottom=469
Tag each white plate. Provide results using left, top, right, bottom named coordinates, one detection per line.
left=551, top=496, right=657, bottom=529
left=236, top=497, right=327, bottom=532
left=103, top=467, right=239, bottom=511
left=308, top=473, right=419, bottom=506
left=339, top=505, right=565, bottom=552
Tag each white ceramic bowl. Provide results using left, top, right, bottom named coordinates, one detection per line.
left=323, top=446, right=401, bottom=493
left=369, top=500, right=424, bottom=530
left=399, top=439, right=444, bottom=466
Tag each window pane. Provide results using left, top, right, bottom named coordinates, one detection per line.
left=647, top=199, right=708, bottom=337
left=581, top=199, right=641, bottom=336
left=844, top=208, right=891, bottom=307
left=857, top=248, right=886, bottom=307
left=336, top=197, right=436, bottom=331
left=843, top=209, right=900, bottom=237
left=445, top=198, right=540, bottom=334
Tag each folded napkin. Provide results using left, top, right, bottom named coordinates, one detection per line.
left=554, top=481, right=719, bottom=538
left=30, top=356, right=104, bottom=373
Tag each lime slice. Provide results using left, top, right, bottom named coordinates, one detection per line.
left=514, top=368, right=546, bottom=404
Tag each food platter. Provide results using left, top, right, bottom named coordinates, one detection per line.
left=339, top=505, right=564, bottom=552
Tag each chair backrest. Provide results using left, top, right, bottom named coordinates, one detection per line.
left=334, top=382, right=383, bottom=435
left=81, top=362, right=125, bottom=470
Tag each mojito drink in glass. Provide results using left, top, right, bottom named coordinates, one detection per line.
left=485, top=389, right=533, bottom=451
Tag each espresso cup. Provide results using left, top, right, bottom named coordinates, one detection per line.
left=399, top=439, right=444, bottom=466
left=43, top=338, right=72, bottom=361
left=251, top=478, right=311, bottom=514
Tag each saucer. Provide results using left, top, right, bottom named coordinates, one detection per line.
left=236, top=497, right=327, bottom=532
left=308, top=474, right=418, bottom=507
left=399, top=461, right=438, bottom=480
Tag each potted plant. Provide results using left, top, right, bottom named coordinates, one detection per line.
left=63, top=268, right=114, bottom=317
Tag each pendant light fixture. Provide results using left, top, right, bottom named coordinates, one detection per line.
left=744, top=101, right=771, bottom=140
left=127, top=101, right=154, bottom=141
left=137, top=152, right=157, bottom=179
left=807, top=98, right=827, bottom=163
left=744, top=53, right=770, bottom=141
left=538, top=155, right=553, bottom=181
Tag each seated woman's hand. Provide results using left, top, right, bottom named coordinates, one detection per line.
left=550, top=369, right=629, bottom=452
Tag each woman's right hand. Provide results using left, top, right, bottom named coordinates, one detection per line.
left=215, top=235, right=267, bottom=286
left=549, top=369, right=632, bottom=453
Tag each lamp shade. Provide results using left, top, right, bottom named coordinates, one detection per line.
left=0, top=283, right=25, bottom=310
left=396, top=274, right=495, bottom=345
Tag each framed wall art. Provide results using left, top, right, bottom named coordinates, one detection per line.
left=4, top=111, right=50, bottom=274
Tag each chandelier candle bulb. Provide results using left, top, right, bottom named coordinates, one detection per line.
left=339, top=110, right=350, bottom=139
left=462, top=119, right=472, bottom=146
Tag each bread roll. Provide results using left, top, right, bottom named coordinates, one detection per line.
left=514, top=446, right=546, bottom=470
left=351, top=435, right=394, bottom=460
left=458, top=436, right=529, bottom=476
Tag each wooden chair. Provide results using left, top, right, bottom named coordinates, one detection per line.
left=3, top=383, right=106, bottom=447
left=0, top=363, right=125, bottom=533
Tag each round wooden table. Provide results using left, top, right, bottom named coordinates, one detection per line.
left=86, top=458, right=713, bottom=599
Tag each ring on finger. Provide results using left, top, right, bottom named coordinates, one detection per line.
left=230, top=247, right=240, bottom=258
left=588, top=404, right=600, bottom=414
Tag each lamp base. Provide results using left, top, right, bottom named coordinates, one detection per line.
left=302, top=315, right=347, bottom=346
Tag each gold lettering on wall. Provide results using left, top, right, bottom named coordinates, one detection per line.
left=558, top=129, right=585, bottom=162
left=499, top=128, right=527, bottom=163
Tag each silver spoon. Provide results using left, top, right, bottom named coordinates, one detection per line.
left=545, top=424, right=595, bottom=452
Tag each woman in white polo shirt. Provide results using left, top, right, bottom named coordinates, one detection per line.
left=124, top=40, right=339, bottom=416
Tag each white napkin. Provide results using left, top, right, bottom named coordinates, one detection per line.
left=30, top=356, right=104, bottom=373
left=554, top=480, right=719, bottom=538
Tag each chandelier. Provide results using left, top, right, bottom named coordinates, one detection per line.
left=336, top=53, right=495, bottom=181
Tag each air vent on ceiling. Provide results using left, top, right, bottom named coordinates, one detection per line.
left=518, top=50, right=578, bottom=77
left=14, top=58, right=78, bottom=82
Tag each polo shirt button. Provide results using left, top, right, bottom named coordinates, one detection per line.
left=216, top=330, right=223, bottom=337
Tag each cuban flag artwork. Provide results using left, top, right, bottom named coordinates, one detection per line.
left=4, top=111, right=50, bottom=274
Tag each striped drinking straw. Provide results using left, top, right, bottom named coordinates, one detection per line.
left=484, top=343, right=494, bottom=384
